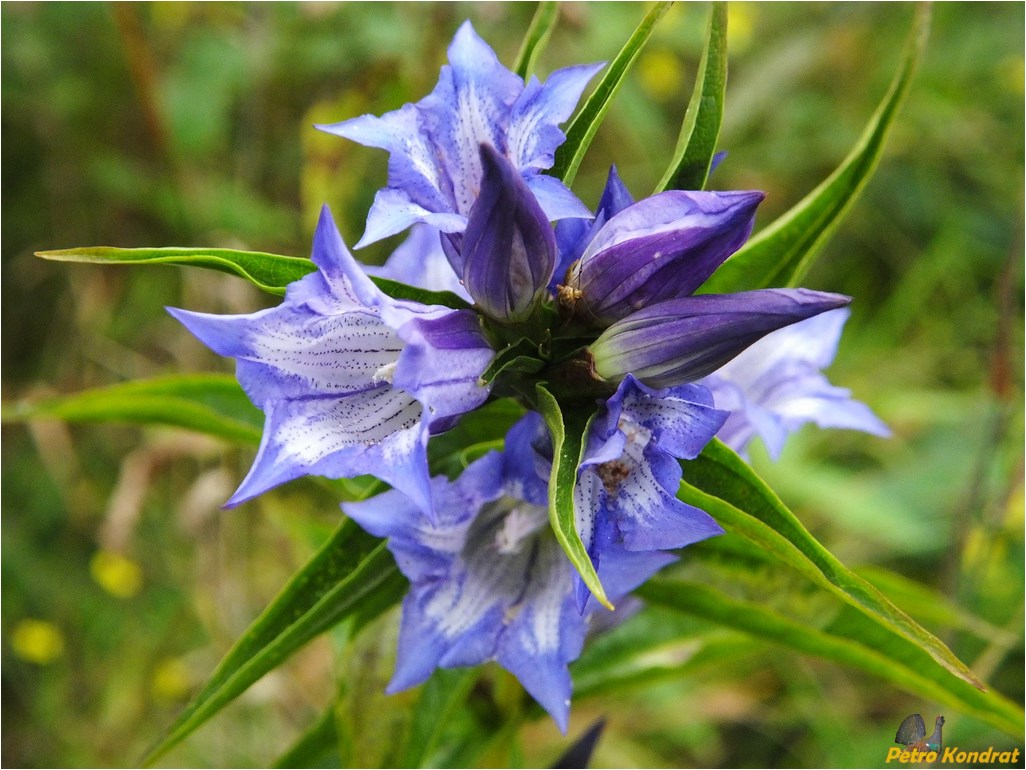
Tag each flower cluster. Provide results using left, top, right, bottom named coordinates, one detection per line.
left=171, top=22, right=885, bottom=731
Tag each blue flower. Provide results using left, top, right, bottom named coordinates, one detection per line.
left=168, top=206, right=494, bottom=515
left=699, top=307, right=891, bottom=458
left=318, top=20, right=600, bottom=248
left=563, top=188, right=764, bottom=325
left=456, top=144, right=557, bottom=322
left=344, top=413, right=672, bottom=732
left=550, top=165, right=633, bottom=286
left=572, top=375, right=727, bottom=611
left=589, top=288, right=853, bottom=389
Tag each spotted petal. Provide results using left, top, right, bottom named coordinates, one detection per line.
left=344, top=416, right=589, bottom=733
left=170, top=206, right=493, bottom=515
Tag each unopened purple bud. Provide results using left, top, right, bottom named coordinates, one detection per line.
left=589, top=289, right=852, bottom=389
left=460, top=144, right=556, bottom=322
left=566, top=190, right=763, bottom=325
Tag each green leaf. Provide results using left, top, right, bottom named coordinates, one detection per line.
left=636, top=579, right=1024, bottom=738
left=701, top=4, right=931, bottom=293
left=2, top=374, right=262, bottom=445
left=480, top=338, right=545, bottom=385
left=680, top=439, right=985, bottom=690
left=550, top=1, right=673, bottom=187
left=654, top=2, right=728, bottom=193
left=856, top=565, right=1019, bottom=646
left=367, top=275, right=472, bottom=309
left=141, top=520, right=405, bottom=765
left=273, top=704, right=342, bottom=769
left=401, top=669, right=480, bottom=768
left=534, top=385, right=611, bottom=610
left=513, top=2, right=560, bottom=81
left=573, top=607, right=719, bottom=698
left=35, top=246, right=471, bottom=308
left=36, top=245, right=315, bottom=296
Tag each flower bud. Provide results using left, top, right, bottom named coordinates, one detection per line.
left=566, top=190, right=763, bottom=325
left=460, top=143, right=556, bottom=322
left=590, top=289, right=852, bottom=389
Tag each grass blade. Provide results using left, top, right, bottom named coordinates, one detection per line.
left=654, top=2, right=728, bottom=193
left=701, top=4, right=931, bottom=292
left=680, top=439, right=984, bottom=690
left=513, top=2, right=560, bottom=81
left=142, top=522, right=405, bottom=765
left=36, top=245, right=315, bottom=296
left=550, top=2, right=673, bottom=187
left=637, top=579, right=1024, bottom=737
left=3, top=374, right=262, bottom=445
left=35, top=246, right=470, bottom=307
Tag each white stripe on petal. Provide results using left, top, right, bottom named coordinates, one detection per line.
left=273, top=386, right=422, bottom=465
left=246, top=310, right=403, bottom=396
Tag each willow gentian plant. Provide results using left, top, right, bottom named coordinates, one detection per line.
left=32, top=3, right=1020, bottom=764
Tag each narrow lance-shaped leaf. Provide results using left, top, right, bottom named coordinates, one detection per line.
left=701, top=3, right=931, bottom=293
left=534, top=384, right=612, bottom=610
left=273, top=704, right=342, bottom=769
left=2, top=374, right=262, bottom=445
left=856, top=565, right=1019, bottom=646
left=36, top=246, right=316, bottom=296
left=550, top=1, right=673, bottom=187
left=679, top=438, right=985, bottom=690
left=400, top=669, right=480, bottom=768
left=513, top=1, right=560, bottom=81
left=35, top=246, right=470, bottom=308
left=637, top=579, right=1024, bottom=738
left=654, top=1, right=728, bottom=193
left=142, top=522, right=406, bottom=766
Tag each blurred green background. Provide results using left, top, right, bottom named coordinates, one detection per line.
left=2, top=2, right=1022, bottom=767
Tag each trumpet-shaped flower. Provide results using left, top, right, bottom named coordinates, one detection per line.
left=344, top=413, right=673, bottom=732
left=699, top=307, right=891, bottom=458
left=168, top=206, right=494, bottom=515
left=319, top=20, right=599, bottom=248
left=573, top=375, right=727, bottom=610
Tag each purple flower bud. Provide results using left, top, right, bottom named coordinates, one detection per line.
left=566, top=190, right=763, bottom=325
left=589, top=289, right=852, bottom=389
left=460, top=143, right=557, bottom=322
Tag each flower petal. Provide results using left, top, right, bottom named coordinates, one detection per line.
left=417, top=21, right=523, bottom=216
left=496, top=538, right=584, bottom=734
left=391, top=309, right=494, bottom=426
left=363, top=224, right=470, bottom=300
left=701, top=307, right=890, bottom=458
left=317, top=105, right=452, bottom=219
left=227, top=386, right=431, bottom=512
left=603, top=375, right=727, bottom=460
left=552, top=165, right=635, bottom=290
left=358, top=187, right=468, bottom=249
left=509, top=62, right=604, bottom=172
left=525, top=173, right=594, bottom=222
